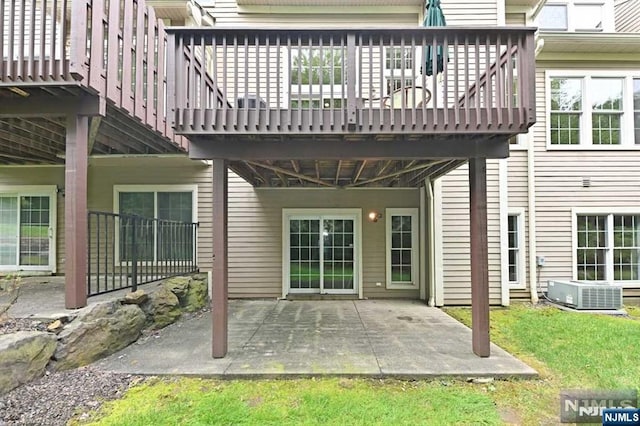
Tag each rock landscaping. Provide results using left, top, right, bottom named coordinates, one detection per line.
left=0, top=273, right=208, bottom=395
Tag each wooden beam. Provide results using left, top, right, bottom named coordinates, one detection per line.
left=469, top=157, right=490, bottom=357
left=267, top=160, right=289, bottom=187
left=189, top=137, right=509, bottom=161
left=248, top=161, right=337, bottom=188
left=0, top=95, right=105, bottom=117
left=352, top=160, right=367, bottom=183
left=346, top=161, right=434, bottom=187
left=212, top=159, right=229, bottom=358
left=64, top=115, right=89, bottom=309
left=87, top=117, right=102, bottom=154
left=335, top=160, right=342, bottom=185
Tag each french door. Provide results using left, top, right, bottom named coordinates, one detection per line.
left=285, top=211, right=360, bottom=295
left=0, top=190, right=55, bottom=271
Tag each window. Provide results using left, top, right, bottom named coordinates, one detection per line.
left=536, top=1, right=610, bottom=32
left=548, top=73, right=638, bottom=149
left=575, top=213, right=640, bottom=284
left=508, top=213, right=525, bottom=286
left=291, top=48, right=343, bottom=85
left=115, top=186, right=196, bottom=262
left=386, top=208, right=419, bottom=289
left=538, top=4, right=568, bottom=30
left=385, top=47, right=413, bottom=71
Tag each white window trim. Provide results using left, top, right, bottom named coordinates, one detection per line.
left=0, top=185, right=58, bottom=273
left=546, top=70, right=640, bottom=151
left=385, top=208, right=419, bottom=290
left=536, top=0, right=615, bottom=33
left=571, top=207, right=640, bottom=288
left=508, top=209, right=526, bottom=289
left=113, top=185, right=198, bottom=264
left=281, top=208, right=363, bottom=299
left=510, top=132, right=530, bottom=151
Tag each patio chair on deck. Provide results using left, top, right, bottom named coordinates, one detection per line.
left=362, top=86, right=432, bottom=109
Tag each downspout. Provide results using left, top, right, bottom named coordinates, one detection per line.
left=527, top=134, right=539, bottom=303
left=426, top=178, right=436, bottom=307
left=528, top=38, right=545, bottom=304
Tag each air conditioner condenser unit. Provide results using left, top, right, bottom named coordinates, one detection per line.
left=547, top=280, right=623, bottom=310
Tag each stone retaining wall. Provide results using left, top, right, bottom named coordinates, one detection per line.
left=0, top=274, right=208, bottom=394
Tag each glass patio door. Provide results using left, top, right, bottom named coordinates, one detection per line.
left=288, top=215, right=357, bottom=295
left=0, top=195, right=52, bottom=269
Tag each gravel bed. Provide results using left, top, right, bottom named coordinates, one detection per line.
left=0, top=367, right=146, bottom=426
left=0, top=318, right=48, bottom=335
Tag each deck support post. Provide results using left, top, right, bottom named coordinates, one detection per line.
left=469, top=157, right=490, bottom=357
left=64, top=114, right=89, bottom=309
left=212, top=159, right=229, bottom=358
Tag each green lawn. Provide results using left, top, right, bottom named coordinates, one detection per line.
left=78, top=303, right=640, bottom=425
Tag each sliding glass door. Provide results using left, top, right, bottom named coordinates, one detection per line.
left=0, top=192, right=54, bottom=271
left=286, top=212, right=358, bottom=295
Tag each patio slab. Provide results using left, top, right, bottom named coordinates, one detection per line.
left=94, top=299, right=537, bottom=378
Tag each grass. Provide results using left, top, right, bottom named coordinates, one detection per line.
left=79, top=303, right=640, bottom=426
left=78, top=379, right=500, bottom=426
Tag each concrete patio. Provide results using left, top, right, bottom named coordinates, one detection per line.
left=94, top=299, right=537, bottom=378
left=1, top=278, right=536, bottom=378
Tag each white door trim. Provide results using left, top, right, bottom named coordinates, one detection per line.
left=0, top=185, right=57, bottom=273
left=282, top=208, right=363, bottom=298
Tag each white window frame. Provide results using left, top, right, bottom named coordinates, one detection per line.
left=571, top=207, right=640, bottom=288
left=0, top=185, right=57, bottom=273
left=113, top=185, right=198, bottom=264
left=507, top=209, right=526, bottom=289
left=282, top=208, right=363, bottom=298
left=385, top=208, right=419, bottom=290
left=536, top=0, right=615, bottom=33
left=286, top=47, right=347, bottom=109
left=546, top=71, right=640, bottom=150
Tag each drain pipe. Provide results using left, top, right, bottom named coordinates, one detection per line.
left=426, top=178, right=436, bottom=307
left=527, top=133, right=539, bottom=304
left=528, top=38, right=545, bottom=304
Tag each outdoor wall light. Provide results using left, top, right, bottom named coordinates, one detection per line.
left=368, top=211, right=382, bottom=222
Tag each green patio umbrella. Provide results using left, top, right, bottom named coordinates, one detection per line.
left=423, top=0, right=447, bottom=76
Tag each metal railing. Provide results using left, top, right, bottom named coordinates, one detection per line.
left=87, top=211, right=198, bottom=297
left=166, top=27, right=536, bottom=136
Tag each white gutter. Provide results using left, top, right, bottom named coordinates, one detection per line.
left=426, top=178, right=436, bottom=307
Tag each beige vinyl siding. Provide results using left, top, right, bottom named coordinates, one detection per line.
left=438, top=160, right=502, bottom=305
left=532, top=61, right=640, bottom=299
left=505, top=12, right=526, bottom=26
left=507, top=149, right=531, bottom=297
left=0, top=166, right=65, bottom=273
left=209, top=0, right=497, bottom=27
left=88, top=157, right=214, bottom=271
left=228, top=174, right=420, bottom=298
left=208, top=1, right=420, bottom=27
left=615, top=0, right=640, bottom=33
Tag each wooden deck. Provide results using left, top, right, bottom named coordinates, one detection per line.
left=165, top=26, right=536, bottom=188
left=0, top=0, right=186, bottom=163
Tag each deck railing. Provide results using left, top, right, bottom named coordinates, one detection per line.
left=87, top=211, right=198, bottom=297
left=166, top=27, right=536, bottom=136
left=1, top=0, right=184, bottom=148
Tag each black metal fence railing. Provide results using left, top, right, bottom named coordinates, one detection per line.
left=87, top=211, right=198, bottom=297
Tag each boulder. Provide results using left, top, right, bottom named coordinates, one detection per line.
left=0, top=331, right=57, bottom=394
left=163, top=276, right=191, bottom=305
left=122, top=290, right=148, bottom=305
left=141, top=286, right=181, bottom=329
left=185, top=277, right=208, bottom=312
left=52, top=301, right=146, bottom=371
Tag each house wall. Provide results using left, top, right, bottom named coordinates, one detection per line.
left=227, top=174, right=421, bottom=298
left=0, top=158, right=214, bottom=275
left=437, top=160, right=503, bottom=305
left=529, top=60, right=640, bottom=299
left=0, top=166, right=65, bottom=273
